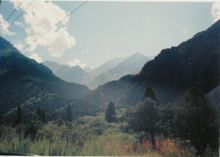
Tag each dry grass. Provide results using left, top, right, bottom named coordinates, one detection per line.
left=79, top=133, right=195, bottom=157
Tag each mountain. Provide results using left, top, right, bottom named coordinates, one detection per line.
left=91, top=20, right=220, bottom=106
left=43, top=54, right=148, bottom=90
left=88, top=53, right=149, bottom=89
left=90, top=57, right=125, bottom=77
left=43, top=58, right=125, bottom=87
left=138, top=21, right=220, bottom=92
left=0, top=36, right=90, bottom=119
left=43, top=61, right=91, bottom=85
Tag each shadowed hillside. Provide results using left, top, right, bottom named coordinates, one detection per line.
left=91, top=20, right=220, bottom=106
left=0, top=36, right=90, bottom=117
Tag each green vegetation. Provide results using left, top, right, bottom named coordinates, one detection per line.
left=127, top=87, right=160, bottom=149
left=0, top=87, right=218, bottom=156
left=0, top=115, right=195, bottom=156
left=161, top=88, right=219, bottom=157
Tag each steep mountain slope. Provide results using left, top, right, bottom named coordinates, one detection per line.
left=92, top=20, right=220, bottom=106
left=0, top=37, right=90, bottom=116
left=138, top=21, right=220, bottom=92
left=88, top=53, right=149, bottom=89
left=43, top=61, right=91, bottom=85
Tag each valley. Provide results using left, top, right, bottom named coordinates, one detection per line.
left=0, top=3, right=219, bottom=156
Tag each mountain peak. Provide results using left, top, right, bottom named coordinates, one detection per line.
left=125, top=52, right=149, bottom=63
left=72, top=65, right=83, bottom=70
left=130, top=52, right=146, bottom=58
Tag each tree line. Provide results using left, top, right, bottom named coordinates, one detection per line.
left=124, top=86, right=219, bottom=157
left=104, top=86, right=219, bottom=157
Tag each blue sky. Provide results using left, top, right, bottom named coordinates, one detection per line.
left=0, top=1, right=218, bottom=68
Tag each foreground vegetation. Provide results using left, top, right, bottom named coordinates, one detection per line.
left=0, top=116, right=196, bottom=156
left=0, top=87, right=218, bottom=156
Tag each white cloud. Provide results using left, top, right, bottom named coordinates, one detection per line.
left=11, top=0, right=75, bottom=57
left=29, top=53, right=43, bottom=63
left=212, top=2, right=220, bottom=22
left=67, top=59, right=87, bottom=69
left=46, top=28, right=75, bottom=57
left=0, top=14, right=14, bottom=36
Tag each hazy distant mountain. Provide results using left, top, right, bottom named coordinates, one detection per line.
left=91, top=20, right=220, bottom=106
left=43, top=58, right=125, bottom=86
left=0, top=36, right=90, bottom=118
left=43, top=61, right=91, bottom=85
left=88, top=53, right=149, bottom=89
left=91, top=58, right=125, bottom=77
left=43, top=53, right=148, bottom=89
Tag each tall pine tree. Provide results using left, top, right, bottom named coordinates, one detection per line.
left=36, top=108, right=46, bottom=122
left=15, top=106, right=22, bottom=125
left=128, top=86, right=160, bottom=149
left=105, top=102, right=116, bottom=122
left=65, top=105, right=72, bottom=122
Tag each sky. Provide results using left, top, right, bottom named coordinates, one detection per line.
left=0, top=1, right=219, bottom=68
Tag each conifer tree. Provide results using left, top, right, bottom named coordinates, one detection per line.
left=105, top=102, right=116, bottom=122
left=36, top=108, right=46, bottom=122
left=15, top=106, right=22, bottom=125
left=128, top=86, right=160, bottom=149
left=66, top=105, right=72, bottom=122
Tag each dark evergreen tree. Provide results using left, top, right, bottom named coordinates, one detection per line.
left=144, top=86, right=157, bottom=102
left=15, top=106, right=22, bottom=125
left=170, top=87, right=219, bottom=156
left=36, top=108, right=46, bottom=122
left=65, top=105, right=72, bottom=122
left=128, top=87, right=160, bottom=149
left=25, top=122, right=37, bottom=140
left=105, top=102, right=116, bottom=122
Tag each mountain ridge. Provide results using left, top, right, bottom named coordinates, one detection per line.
left=88, top=53, right=149, bottom=89
left=0, top=36, right=90, bottom=117
left=91, top=20, right=220, bottom=106
left=43, top=61, right=91, bottom=85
